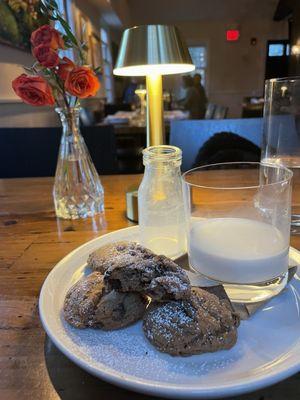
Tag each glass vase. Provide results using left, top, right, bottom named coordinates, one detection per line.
left=53, top=107, right=104, bottom=219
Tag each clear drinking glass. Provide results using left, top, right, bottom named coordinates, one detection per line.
left=138, top=145, right=186, bottom=258
left=261, top=77, right=300, bottom=234
left=182, top=162, right=292, bottom=303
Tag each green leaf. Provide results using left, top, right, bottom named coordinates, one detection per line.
left=42, top=0, right=56, bottom=8
left=42, top=69, right=52, bottom=76
left=22, top=66, right=35, bottom=75
left=56, top=15, right=78, bottom=46
left=94, top=66, right=102, bottom=74
left=40, top=2, right=48, bottom=13
left=41, top=0, right=55, bottom=13
left=49, top=0, right=58, bottom=9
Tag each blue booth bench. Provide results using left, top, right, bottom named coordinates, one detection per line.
left=170, top=118, right=263, bottom=171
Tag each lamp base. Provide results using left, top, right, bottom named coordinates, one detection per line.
left=126, top=188, right=138, bottom=223
left=146, top=74, right=165, bottom=146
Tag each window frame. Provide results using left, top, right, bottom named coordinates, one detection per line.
left=188, top=45, right=208, bottom=88
left=100, top=27, right=114, bottom=103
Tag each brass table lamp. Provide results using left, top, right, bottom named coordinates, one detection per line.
left=113, top=25, right=195, bottom=146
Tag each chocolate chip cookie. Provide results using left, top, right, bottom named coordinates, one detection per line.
left=63, top=271, right=147, bottom=329
left=143, top=287, right=240, bottom=356
left=104, top=253, right=191, bottom=301
left=93, top=289, right=148, bottom=330
left=87, top=241, right=154, bottom=274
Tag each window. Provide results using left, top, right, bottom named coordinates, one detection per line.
left=55, top=0, right=74, bottom=60
left=100, top=28, right=114, bottom=103
left=188, top=46, right=207, bottom=86
left=268, top=44, right=285, bottom=57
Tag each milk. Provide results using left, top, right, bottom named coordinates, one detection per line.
left=189, top=218, right=288, bottom=284
left=140, top=221, right=187, bottom=258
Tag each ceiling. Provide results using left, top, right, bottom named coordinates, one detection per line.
left=125, top=0, right=280, bottom=25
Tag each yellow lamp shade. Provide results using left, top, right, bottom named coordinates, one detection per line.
left=113, top=25, right=195, bottom=76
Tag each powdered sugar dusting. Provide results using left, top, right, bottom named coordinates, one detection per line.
left=60, top=312, right=241, bottom=383
left=144, top=302, right=195, bottom=342
left=40, top=226, right=300, bottom=396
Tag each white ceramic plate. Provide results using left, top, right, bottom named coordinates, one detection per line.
left=39, top=226, right=300, bottom=399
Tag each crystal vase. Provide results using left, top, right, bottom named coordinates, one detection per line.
left=53, top=107, right=104, bottom=219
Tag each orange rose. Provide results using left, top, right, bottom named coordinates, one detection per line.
left=57, top=57, right=75, bottom=80
left=30, top=25, right=64, bottom=50
left=33, top=44, right=59, bottom=68
left=65, top=67, right=100, bottom=98
left=12, top=74, right=55, bottom=106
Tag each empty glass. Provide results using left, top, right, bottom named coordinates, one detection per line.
left=138, top=145, right=186, bottom=258
left=261, top=77, right=300, bottom=234
left=183, top=162, right=292, bottom=303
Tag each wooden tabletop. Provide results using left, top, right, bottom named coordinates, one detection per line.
left=1, top=175, right=299, bottom=400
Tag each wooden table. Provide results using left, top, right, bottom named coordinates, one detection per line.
left=1, top=175, right=300, bottom=400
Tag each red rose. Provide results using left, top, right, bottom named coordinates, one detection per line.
left=57, top=57, right=75, bottom=80
left=30, top=25, right=64, bottom=50
left=33, top=44, right=59, bottom=68
left=65, top=66, right=100, bottom=98
left=12, top=74, right=55, bottom=106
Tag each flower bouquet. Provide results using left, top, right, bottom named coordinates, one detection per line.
left=12, top=0, right=104, bottom=219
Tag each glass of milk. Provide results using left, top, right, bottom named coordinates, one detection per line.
left=182, top=162, right=293, bottom=303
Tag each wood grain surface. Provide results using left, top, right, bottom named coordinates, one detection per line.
left=0, top=175, right=299, bottom=400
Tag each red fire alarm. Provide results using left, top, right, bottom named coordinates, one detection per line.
left=226, top=29, right=240, bottom=41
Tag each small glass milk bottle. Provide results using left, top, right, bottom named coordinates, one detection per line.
left=138, top=145, right=186, bottom=258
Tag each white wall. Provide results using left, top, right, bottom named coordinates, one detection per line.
left=184, top=19, right=287, bottom=117
left=164, top=19, right=288, bottom=118
left=0, top=45, right=32, bottom=102
left=0, top=44, right=60, bottom=127
left=124, top=0, right=288, bottom=118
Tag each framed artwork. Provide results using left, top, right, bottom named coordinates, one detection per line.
left=0, top=0, right=48, bottom=51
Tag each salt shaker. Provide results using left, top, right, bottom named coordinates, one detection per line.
left=138, top=145, right=186, bottom=258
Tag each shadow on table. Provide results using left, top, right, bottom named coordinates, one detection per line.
left=44, top=335, right=300, bottom=400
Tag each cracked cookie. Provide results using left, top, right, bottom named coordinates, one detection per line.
left=63, top=271, right=147, bottom=330
left=104, top=253, right=191, bottom=301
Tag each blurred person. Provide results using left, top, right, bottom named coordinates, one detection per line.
left=178, top=75, right=203, bottom=119
left=193, top=73, right=207, bottom=118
